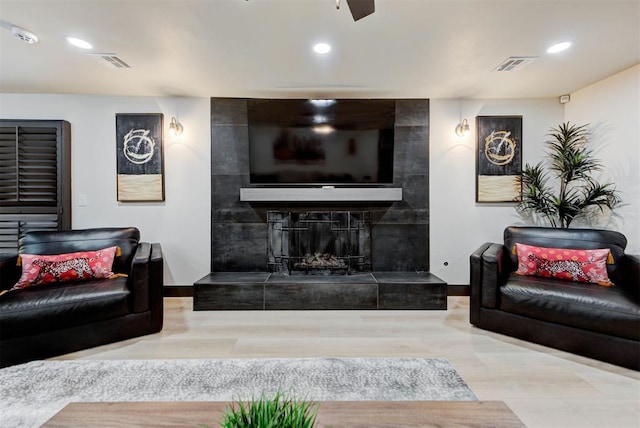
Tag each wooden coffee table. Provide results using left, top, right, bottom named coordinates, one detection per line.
left=43, top=401, right=525, bottom=427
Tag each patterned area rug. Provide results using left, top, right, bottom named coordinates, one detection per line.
left=0, top=357, right=476, bottom=427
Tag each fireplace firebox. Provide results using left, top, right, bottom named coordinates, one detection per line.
left=267, top=211, right=371, bottom=275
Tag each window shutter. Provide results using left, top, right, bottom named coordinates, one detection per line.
left=0, top=120, right=70, bottom=252
left=18, top=126, right=58, bottom=206
left=0, top=215, right=59, bottom=252
left=0, top=126, right=18, bottom=204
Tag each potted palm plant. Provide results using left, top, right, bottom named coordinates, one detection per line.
left=517, top=122, right=621, bottom=228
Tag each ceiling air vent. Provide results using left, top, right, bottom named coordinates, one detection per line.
left=11, top=26, right=38, bottom=44
left=87, top=53, right=131, bottom=69
left=494, top=56, right=537, bottom=72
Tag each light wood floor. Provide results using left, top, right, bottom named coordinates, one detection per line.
left=59, top=297, right=640, bottom=428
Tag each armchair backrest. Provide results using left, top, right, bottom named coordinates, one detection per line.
left=19, top=227, right=140, bottom=274
left=504, top=226, right=627, bottom=280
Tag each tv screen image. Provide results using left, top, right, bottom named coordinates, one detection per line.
left=248, top=99, right=395, bottom=185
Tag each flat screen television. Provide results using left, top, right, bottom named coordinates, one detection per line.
left=247, top=99, right=395, bottom=185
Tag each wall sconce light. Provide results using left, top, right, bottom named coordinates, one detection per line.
left=168, top=117, right=183, bottom=136
left=455, top=118, right=470, bottom=137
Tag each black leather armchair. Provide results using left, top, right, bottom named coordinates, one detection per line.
left=470, top=226, right=640, bottom=370
left=0, top=227, right=163, bottom=367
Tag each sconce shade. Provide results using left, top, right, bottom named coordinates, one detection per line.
left=169, top=116, right=183, bottom=135
left=455, top=118, right=470, bottom=137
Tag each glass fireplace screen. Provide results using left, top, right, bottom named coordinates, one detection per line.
left=267, top=211, right=371, bottom=274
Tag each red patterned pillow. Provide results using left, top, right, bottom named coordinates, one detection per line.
left=514, top=243, right=614, bottom=286
left=12, top=246, right=120, bottom=290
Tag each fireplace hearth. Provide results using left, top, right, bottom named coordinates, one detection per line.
left=194, top=271, right=447, bottom=310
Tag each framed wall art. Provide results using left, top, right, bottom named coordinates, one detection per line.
left=476, top=115, right=522, bottom=203
left=116, top=113, right=165, bottom=202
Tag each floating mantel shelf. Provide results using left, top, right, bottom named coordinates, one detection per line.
left=240, top=187, right=403, bottom=202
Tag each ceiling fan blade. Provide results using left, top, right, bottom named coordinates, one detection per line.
left=346, top=0, right=375, bottom=21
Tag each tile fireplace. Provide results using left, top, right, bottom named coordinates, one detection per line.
left=210, top=97, right=430, bottom=274
left=197, top=97, right=446, bottom=310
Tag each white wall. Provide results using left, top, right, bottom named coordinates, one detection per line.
left=430, top=66, right=640, bottom=284
left=564, top=65, right=640, bottom=253
left=0, top=94, right=211, bottom=286
left=429, top=98, right=564, bottom=284
left=1, top=67, right=637, bottom=286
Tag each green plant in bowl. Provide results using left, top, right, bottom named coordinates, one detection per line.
left=218, top=391, right=319, bottom=428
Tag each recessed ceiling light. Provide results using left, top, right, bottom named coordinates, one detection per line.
left=66, top=36, right=93, bottom=50
left=313, top=43, right=331, bottom=54
left=547, top=41, right=572, bottom=54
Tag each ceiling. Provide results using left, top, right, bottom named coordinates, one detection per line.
left=0, top=0, right=638, bottom=99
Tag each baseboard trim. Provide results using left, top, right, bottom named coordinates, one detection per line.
left=447, top=285, right=470, bottom=296
left=164, top=286, right=193, bottom=297
left=165, top=284, right=469, bottom=298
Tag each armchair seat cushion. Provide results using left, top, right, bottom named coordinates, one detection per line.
left=501, top=274, right=640, bottom=341
left=0, top=277, right=130, bottom=341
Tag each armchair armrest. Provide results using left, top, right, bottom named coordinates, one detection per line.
left=480, top=243, right=507, bottom=309
left=0, top=254, right=20, bottom=292
left=129, top=242, right=151, bottom=313
left=149, top=243, right=164, bottom=331
left=470, top=243, right=492, bottom=325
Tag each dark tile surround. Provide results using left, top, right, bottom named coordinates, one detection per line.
left=206, top=98, right=442, bottom=310
left=210, top=98, right=430, bottom=273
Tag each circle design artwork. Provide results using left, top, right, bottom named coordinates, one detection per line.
left=484, top=130, right=516, bottom=166
left=123, top=129, right=155, bottom=165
